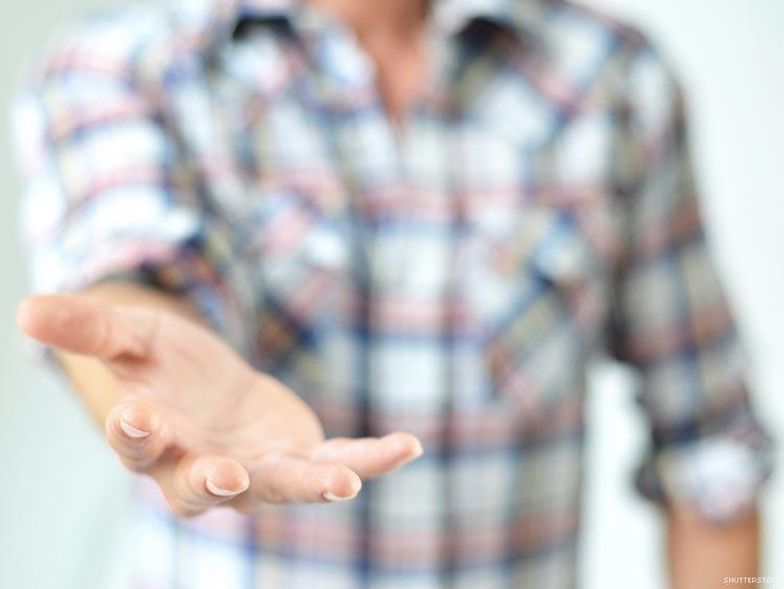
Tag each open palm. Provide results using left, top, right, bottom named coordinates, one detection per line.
left=17, top=294, right=422, bottom=516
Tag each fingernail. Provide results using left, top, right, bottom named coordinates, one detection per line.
left=206, top=478, right=240, bottom=498
left=411, top=440, right=424, bottom=458
left=120, top=417, right=150, bottom=439
left=323, top=491, right=353, bottom=502
left=393, top=437, right=424, bottom=459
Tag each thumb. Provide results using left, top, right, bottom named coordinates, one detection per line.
left=17, top=293, right=160, bottom=361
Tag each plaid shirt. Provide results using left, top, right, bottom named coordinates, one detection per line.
left=13, top=0, right=774, bottom=587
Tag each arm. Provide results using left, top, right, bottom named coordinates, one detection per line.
left=608, top=38, right=774, bottom=583
left=13, top=18, right=420, bottom=516
left=668, top=506, right=760, bottom=588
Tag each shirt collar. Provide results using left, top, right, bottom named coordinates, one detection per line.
left=433, top=0, right=550, bottom=40
left=215, top=0, right=551, bottom=41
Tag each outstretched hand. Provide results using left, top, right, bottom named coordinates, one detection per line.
left=17, top=294, right=423, bottom=516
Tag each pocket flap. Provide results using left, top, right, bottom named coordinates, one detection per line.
left=528, top=213, right=596, bottom=287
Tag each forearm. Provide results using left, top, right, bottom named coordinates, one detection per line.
left=667, top=505, right=760, bottom=588
left=54, top=282, right=198, bottom=425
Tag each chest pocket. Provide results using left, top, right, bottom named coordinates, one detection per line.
left=459, top=198, right=614, bottom=412
left=240, top=187, right=351, bottom=371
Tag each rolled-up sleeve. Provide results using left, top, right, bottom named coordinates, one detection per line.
left=12, top=19, right=253, bottom=354
left=609, top=41, right=774, bottom=523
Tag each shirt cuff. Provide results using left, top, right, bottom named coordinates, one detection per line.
left=23, top=239, right=255, bottom=370
left=635, top=416, right=775, bottom=523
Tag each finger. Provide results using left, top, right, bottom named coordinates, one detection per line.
left=105, top=401, right=172, bottom=472
left=243, top=453, right=361, bottom=506
left=311, top=432, right=424, bottom=478
left=16, top=294, right=159, bottom=361
left=155, top=454, right=250, bottom=518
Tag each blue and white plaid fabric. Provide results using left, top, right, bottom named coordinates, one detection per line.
left=13, top=0, right=774, bottom=587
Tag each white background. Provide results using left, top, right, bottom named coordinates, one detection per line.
left=1, top=1, right=782, bottom=587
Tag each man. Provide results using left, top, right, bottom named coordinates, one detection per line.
left=13, top=0, right=773, bottom=587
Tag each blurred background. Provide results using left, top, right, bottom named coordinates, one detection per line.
left=1, top=1, right=782, bottom=587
